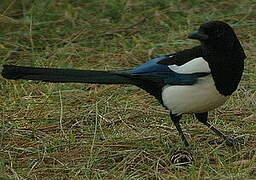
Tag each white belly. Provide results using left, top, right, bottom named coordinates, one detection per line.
left=162, top=75, right=229, bottom=114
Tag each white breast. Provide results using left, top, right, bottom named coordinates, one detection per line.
left=162, top=57, right=229, bottom=114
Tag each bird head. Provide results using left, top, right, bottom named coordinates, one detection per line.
left=188, top=21, right=239, bottom=49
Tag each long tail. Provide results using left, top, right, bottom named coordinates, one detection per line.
left=1, top=65, right=136, bottom=84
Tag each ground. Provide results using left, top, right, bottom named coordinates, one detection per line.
left=0, top=0, right=255, bottom=179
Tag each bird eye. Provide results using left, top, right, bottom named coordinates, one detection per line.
left=216, top=28, right=224, bottom=38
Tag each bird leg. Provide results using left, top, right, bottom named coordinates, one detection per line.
left=170, top=113, right=193, bottom=164
left=170, top=113, right=189, bottom=147
left=195, top=112, right=238, bottom=146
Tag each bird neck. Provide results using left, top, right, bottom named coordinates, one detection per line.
left=203, top=44, right=245, bottom=96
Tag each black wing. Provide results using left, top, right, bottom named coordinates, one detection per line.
left=157, top=46, right=204, bottom=65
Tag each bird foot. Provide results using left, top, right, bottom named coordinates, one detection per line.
left=208, top=137, right=243, bottom=146
left=225, top=138, right=243, bottom=146
left=171, top=151, right=193, bottom=165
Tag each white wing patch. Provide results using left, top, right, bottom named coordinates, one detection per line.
left=162, top=57, right=229, bottom=114
left=168, top=57, right=211, bottom=74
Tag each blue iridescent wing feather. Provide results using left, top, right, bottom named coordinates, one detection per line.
left=126, top=56, right=209, bottom=85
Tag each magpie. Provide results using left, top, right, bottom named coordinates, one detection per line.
left=1, top=21, right=246, bottom=147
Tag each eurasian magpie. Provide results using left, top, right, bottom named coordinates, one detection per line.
left=1, top=21, right=246, bottom=147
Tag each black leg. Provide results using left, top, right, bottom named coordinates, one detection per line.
left=170, top=113, right=189, bottom=147
left=195, top=112, right=237, bottom=146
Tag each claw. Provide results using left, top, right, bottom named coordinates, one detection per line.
left=225, top=138, right=243, bottom=146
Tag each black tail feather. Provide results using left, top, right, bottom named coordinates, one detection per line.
left=2, top=65, right=164, bottom=103
left=2, top=65, right=135, bottom=84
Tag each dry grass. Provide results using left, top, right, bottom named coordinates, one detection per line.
left=0, top=0, right=255, bottom=179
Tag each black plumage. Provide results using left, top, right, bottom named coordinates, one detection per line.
left=1, top=21, right=246, bottom=147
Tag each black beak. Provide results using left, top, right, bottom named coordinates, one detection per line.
left=188, top=32, right=208, bottom=41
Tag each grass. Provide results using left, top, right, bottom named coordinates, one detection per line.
left=0, top=0, right=255, bottom=179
